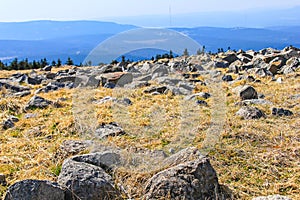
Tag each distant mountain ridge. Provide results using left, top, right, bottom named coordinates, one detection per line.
left=0, top=20, right=300, bottom=65
left=172, top=26, right=300, bottom=53
left=0, top=20, right=137, bottom=40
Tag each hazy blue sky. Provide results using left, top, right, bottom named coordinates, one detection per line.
left=1, top=0, right=300, bottom=22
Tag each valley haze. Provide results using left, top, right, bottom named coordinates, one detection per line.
left=0, top=20, right=299, bottom=65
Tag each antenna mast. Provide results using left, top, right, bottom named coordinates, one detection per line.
left=169, top=0, right=172, bottom=27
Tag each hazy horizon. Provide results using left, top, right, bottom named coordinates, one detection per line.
left=1, top=0, right=300, bottom=27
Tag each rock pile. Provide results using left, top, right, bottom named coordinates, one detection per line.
left=1, top=45, right=299, bottom=199
left=4, top=147, right=227, bottom=200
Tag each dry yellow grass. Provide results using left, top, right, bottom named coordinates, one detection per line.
left=0, top=65, right=73, bottom=79
left=0, top=67, right=299, bottom=199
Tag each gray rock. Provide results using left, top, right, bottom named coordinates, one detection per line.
left=191, top=64, right=205, bottom=71
left=254, top=68, right=273, bottom=77
left=237, top=53, right=253, bottom=63
left=235, top=85, right=258, bottom=100
left=151, top=91, right=162, bottom=95
left=276, top=77, right=283, bottom=83
left=213, top=61, right=229, bottom=69
left=228, top=60, right=243, bottom=73
left=4, top=179, right=65, bottom=200
left=13, top=90, right=31, bottom=97
left=72, top=151, right=121, bottom=171
left=58, top=158, right=121, bottom=200
left=115, top=73, right=133, bottom=87
left=140, top=62, right=153, bottom=74
left=271, top=108, right=293, bottom=116
left=252, top=194, right=292, bottom=200
left=25, top=96, right=53, bottom=110
left=144, top=156, right=222, bottom=200
left=267, top=57, right=286, bottom=75
left=184, top=92, right=211, bottom=101
left=136, top=74, right=152, bottom=82
left=241, top=63, right=254, bottom=71
left=289, top=94, right=300, bottom=100
left=59, top=140, right=92, bottom=158
left=251, top=57, right=267, bottom=67
left=168, top=61, right=186, bottom=72
left=258, top=93, right=265, bottom=98
left=239, top=56, right=252, bottom=64
left=94, top=96, right=132, bottom=106
left=281, top=65, right=296, bottom=74
left=168, top=86, right=192, bottom=95
left=260, top=48, right=280, bottom=56
left=8, top=116, right=19, bottom=122
left=127, top=66, right=141, bottom=73
left=164, top=147, right=205, bottom=167
left=26, top=76, right=43, bottom=85
left=245, top=50, right=257, bottom=57
left=95, top=123, right=125, bottom=139
left=144, top=86, right=168, bottom=94
left=196, top=100, right=208, bottom=106
left=0, top=174, right=6, bottom=186
left=236, top=99, right=273, bottom=106
left=152, top=65, right=169, bottom=79
left=35, top=82, right=65, bottom=94
left=279, top=57, right=299, bottom=74
left=101, top=64, right=123, bottom=73
left=209, top=70, right=222, bottom=78
left=45, top=73, right=56, bottom=79
left=236, top=106, right=265, bottom=119
left=0, top=80, right=30, bottom=93
left=24, top=113, right=38, bottom=119
left=42, top=65, right=52, bottom=71
left=221, top=53, right=239, bottom=65
left=233, top=75, right=256, bottom=83
left=56, top=76, right=77, bottom=83
left=222, top=74, right=233, bottom=82
left=124, top=80, right=149, bottom=89
left=286, top=57, right=299, bottom=68
left=85, top=75, right=101, bottom=87
left=2, top=119, right=15, bottom=130
left=154, top=77, right=181, bottom=86
left=246, top=75, right=257, bottom=82
left=10, top=73, right=28, bottom=83
left=178, top=81, right=195, bottom=91
left=121, top=98, right=132, bottom=105
left=94, top=96, right=116, bottom=104
left=104, top=82, right=116, bottom=89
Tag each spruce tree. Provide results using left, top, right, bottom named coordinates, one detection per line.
left=57, top=59, right=62, bottom=67
left=66, top=57, right=74, bottom=65
left=183, top=48, right=189, bottom=56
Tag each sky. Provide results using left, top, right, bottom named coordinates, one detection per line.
left=1, top=0, right=300, bottom=22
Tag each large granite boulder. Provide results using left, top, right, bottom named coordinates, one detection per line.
left=4, top=180, right=66, bottom=200
left=58, top=158, right=121, bottom=200
left=144, top=154, right=222, bottom=200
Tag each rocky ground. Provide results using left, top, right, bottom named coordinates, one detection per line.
left=0, top=46, right=299, bottom=199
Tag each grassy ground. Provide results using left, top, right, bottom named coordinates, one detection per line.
left=0, top=66, right=299, bottom=199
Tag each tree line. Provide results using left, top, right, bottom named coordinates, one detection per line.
left=0, top=57, right=74, bottom=71
left=0, top=46, right=232, bottom=70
